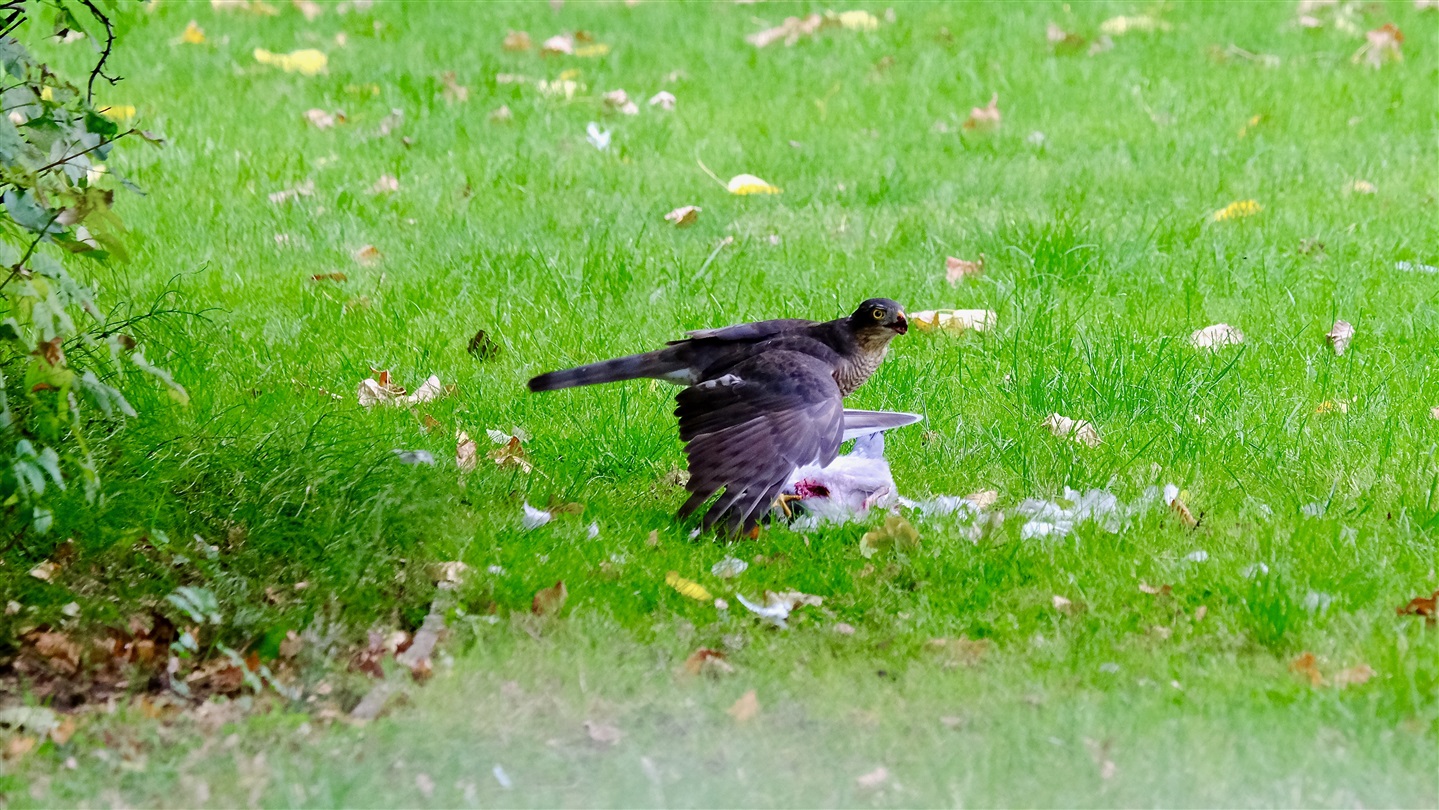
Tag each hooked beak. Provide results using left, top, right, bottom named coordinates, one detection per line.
left=893, top=311, right=908, bottom=335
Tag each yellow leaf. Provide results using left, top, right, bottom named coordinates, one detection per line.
left=180, top=20, right=205, bottom=44
left=100, top=105, right=136, bottom=122
left=727, top=174, right=781, bottom=195
left=666, top=571, right=712, bottom=602
left=1212, top=199, right=1261, bottom=222
left=837, top=10, right=879, bottom=31
left=574, top=43, right=611, bottom=57
left=253, top=47, right=328, bottom=76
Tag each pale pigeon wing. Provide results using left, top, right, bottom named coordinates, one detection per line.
left=841, top=410, right=923, bottom=441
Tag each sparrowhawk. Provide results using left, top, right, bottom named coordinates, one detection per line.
left=528, top=299, right=913, bottom=534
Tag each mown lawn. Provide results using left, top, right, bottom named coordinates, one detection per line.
left=3, top=0, right=1438, bottom=806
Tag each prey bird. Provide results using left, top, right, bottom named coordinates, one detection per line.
left=528, top=299, right=914, bottom=534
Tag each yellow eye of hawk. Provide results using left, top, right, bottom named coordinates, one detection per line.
left=871, top=308, right=886, bottom=320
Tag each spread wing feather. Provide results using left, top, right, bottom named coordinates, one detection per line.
left=669, top=318, right=815, bottom=344
left=674, top=350, right=844, bottom=533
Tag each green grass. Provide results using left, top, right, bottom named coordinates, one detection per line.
left=3, top=0, right=1438, bottom=806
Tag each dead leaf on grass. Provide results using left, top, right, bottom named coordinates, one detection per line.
left=1170, top=496, right=1199, bottom=528
left=1052, top=594, right=1075, bottom=612
left=357, top=371, right=447, bottom=408
left=1190, top=323, right=1245, bottom=349
left=944, top=255, right=984, bottom=284
left=456, top=430, right=478, bottom=472
left=439, top=71, right=469, bottom=103
left=584, top=720, right=623, bottom=745
left=352, top=244, right=381, bottom=265
left=726, top=173, right=781, bottom=195
left=683, top=648, right=735, bottom=676
left=648, top=91, right=676, bottom=110
left=855, top=766, right=890, bottom=789
left=1353, top=23, right=1403, bottom=68
left=253, top=47, right=327, bottom=76
left=1212, top=200, right=1261, bottom=222
left=503, top=30, right=532, bottom=51
left=532, top=581, right=567, bottom=616
left=859, top=514, right=920, bottom=558
left=1397, top=590, right=1437, bottom=623
left=1138, top=582, right=1173, bottom=597
left=664, top=205, right=701, bottom=227
left=1042, top=413, right=1101, bottom=448
left=727, top=689, right=760, bottom=722
left=541, top=33, right=574, bottom=55
left=1289, top=651, right=1324, bottom=686
left=268, top=179, right=315, bottom=204
left=1332, top=663, right=1374, bottom=688
left=310, top=272, right=347, bottom=282
left=179, top=20, right=206, bottom=44
left=28, top=561, right=57, bottom=581
left=962, top=93, right=1000, bottom=133
left=1326, top=320, right=1354, bottom=356
left=665, top=571, right=712, bottom=602
left=909, top=309, right=996, bottom=334
left=489, top=436, right=532, bottom=473
left=303, top=108, right=344, bottom=129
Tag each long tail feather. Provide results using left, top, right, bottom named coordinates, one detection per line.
left=528, top=350, right=686, bottom=392
left=841, top=410, right=923, bottom=440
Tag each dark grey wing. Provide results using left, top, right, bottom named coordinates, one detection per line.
left=668, top=318, right=815, bottom=345
left=841, top=410, right=923, bottom=440
left=675, top=350, right=844, bottom=534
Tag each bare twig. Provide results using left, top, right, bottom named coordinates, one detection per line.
left=30, top=127, right=135, bottom=173
left=0, top=207, right=63, bottom=293
left=77, top=0, right=118, bottom=102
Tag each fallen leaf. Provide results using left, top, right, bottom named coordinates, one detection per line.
left=1315, top=399, right=1349, bottom=415
left=855, top=766, right=890, bottom=790
left=48, top=715, right=76, bottom=745
left=541, top=34, right=573, bottom=55
left=456, top=430, right=478, bottom=472
left=356, top=372, right=447, bottom=408
left=962, top=93, right=1001, bottom=132
left=727, top=173, right=781, bottom=195
left=1052, top=594, right=1074, bottom=612
left=467, top=329, right=498, bottom=359
left=1326, top=320, right=1354, bottom=356
left=1289, top=651, right=1324, bottom=686
left=1333, top=664, right=1374, bottom=688
left=368, top=174, right=400, bottom=194
left=538, top=79, right=583, bottom=99
left=489, top=437, right=532, bottom=473
left=28, top=561, right=57, bottom=582
left=1100, top=14, right=1170, bottom=34
left=4, top=736, right=36, bottom=761
left=833, top=622, right=856, bottom=635
left=532, top=581, right=567, bottom=615
left=966, top=489, right=999, bottom=509
left=664, top=205, right=701, bottom=227
left=747, top=13, right=828, bottom=47
left=1348, top=179, right=1377, bottom=194
left=303, top=108, right=344, bottom=129
left=503, top=30, right=532, bottom=51
left=268, top=179, right=315, bottom=204
left=1041, top=413, right=1101, bottom=448
left=648, top=90, right=676, bottom=110
left=665, top=571, right=712, bottom=602
left=522, top=502, right=553, bottom=531
left=27, top=631, right=80, bottom=673
left=859, top=514, right=920, bottom=558
left=310, top=272, right=347, bottom=282
left=1170, top=497, right=1198, bottom=528
left=440, top=71, right=469, bottom=103
left=682, top=648, right=735, bottom=676
left=1138, top=582, right=1172, bottom=597
left=1397, top=590, right=1437, bottom=623
left=909, top=309, right=996, bottom=334
left=574, top=42, right=611, bottom=57
left=253, top=47, right=328, bottom=75
left=352, top=245, right=381, bottom=265
left=837, top=10, right=879, bottom=30
left=1190, top=323, right=1245, bottom=350
left=1212, top=200, right=1262, bottom=222
left=180, top=20, right=206, bottom=44
left=944, top=255, right=984, bottom=284
left=1431, top=407, right=1439, bottom=421
left=1353, top=23, right=1402, bottom=68
left=727, top=689, right=760, bottom=722
left=1046, top=22, right=1085, bottom=50
left=584, top=720, right=623, bottom=745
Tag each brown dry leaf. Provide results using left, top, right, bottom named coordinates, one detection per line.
left=909, top=309, right=996, bottom=335
left=962, top=93, right=1001, bottom=133
left=48, top=715, right=77, bottom=745
left=269, top=179, right=315, bottom=204
left=502, top=30, right=532, bottom=51
left=945, top=255, right=984, bottom=284
left=683, top=647, right=735, bottom=676
left=1170, top=497, right=1198, bottom=528
left=352, top=245, right=381, bottom=266
left=1190, top=323, right=1245, bottom=350
left=727, top=689, right=760, bottom=722
left=28, top=561, right=57, bottom=582
left=1353, top=23, right=1402, bottom=68
left=664, top=205, right=701, bottom=227
left=747, top=13, right=829, bottom=48
left=1347, top=179, right=1376, bottom=194
left=467, top=329, right=498, bottom=359
left=855, top=766, right=890, bottom=790
left=1289, top=651, right=1324, bottom=686
left=1138, top=582, right=1173, bottom=597
left=532, top=581, right=567, bottom=616
left=28, top=631, right=81, bottom=674
left=489, top=436, right=532, bottom=473
left=1326, top=320, right=1354, bottom=356
left=1046, top=22, right=1085, bottom=50
left=368, top=174, right=400, bottom=195
left=456, top=430, right=478, bottom=472
left=584, top=720, right=623, bottom=745
left=4, top=736, right=36, bottom=761
left=1042, top=413, right=1101, bottom=448
left=310, top=272, right=348, bottom=282
left=440, top=71, right=469, bottom=103
left=279, top=630, right=303, bottom=659
left=1332, top=664, right=1374, bottom=688
left=1397, top=589, right=1437, bottom=623
left=928, top=637, right=990, bottom=667
left=303, top=108, right=344, bottom=129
